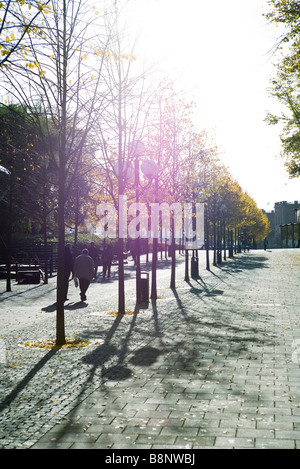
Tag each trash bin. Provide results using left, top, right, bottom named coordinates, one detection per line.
left=191, top=256, right=199, bottom=278
left=140, top=271, right=149, bottom=303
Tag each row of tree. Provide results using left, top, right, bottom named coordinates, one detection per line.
left=0, top=0, right=270, bottom=345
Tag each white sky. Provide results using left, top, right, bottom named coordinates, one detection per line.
left=123, top=0, right=300, bottom=211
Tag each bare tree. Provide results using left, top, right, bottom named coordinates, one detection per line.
left=0, top=0, right=51, bottom=68
left=1, top=0, right=110, bottom=344
left=92, top=5, right=163, bottom=313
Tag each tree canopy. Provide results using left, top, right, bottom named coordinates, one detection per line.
left=265, top=0, right=300, bottom=176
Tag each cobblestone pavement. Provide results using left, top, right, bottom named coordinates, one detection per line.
left=1, top=249, right=300, bottom=449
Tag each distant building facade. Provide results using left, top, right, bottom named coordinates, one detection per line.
left=264, top=201, right=300, bottom=248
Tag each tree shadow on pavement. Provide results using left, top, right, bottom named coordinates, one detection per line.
left=27, top=253, right=273, bottom=447
left=81, top=312, right=132, bottom=381
left=0, top=282, right=56, bottom=302
left=185, top=278, right=224, bottom=298
left=128, top=346, right=162, bottom=366
left=0, top=348, right=59, bottom=413
left=216, top=254, right=269, bottom=275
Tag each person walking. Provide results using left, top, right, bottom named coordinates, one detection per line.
left=88, top=242, right=100, bottom=279
left=64, top=243, right=74, bottom=302
left=74, top=248, right=95, bottom=301
left=102, top=244, right=113, bottom=279
left=264, top=237, right=268, bottom=251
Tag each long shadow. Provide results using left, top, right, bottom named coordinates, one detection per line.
left=41, top=301, right=89, bottom=313
left=65, top=301, right=88, bottom=311
left=129, top=346, right=162, bottom=366
left=43, top=312, right=131, bottom=444
left=37, top=277, right=277, bottom=448
left=1, top=296, right=114, bottom=417
left=94, top=257, right=185, bottom=284
left=0, top=348, right=59, bottom=413
left=41, top=302, right=57, bottom=312
left=0, top=282, right=56, bottom=302
left=80, top=301, right=152, bottom=380
left=170, top=287, right=190, bottom=321
left=82, top=252, right=270, bottom=378
left=151, top=299, right=163, bottom=339
left=78, top=295, right=170, bottom=381
left=81, top=312, right=126, bottom=380
left=216, top=254, right=269, bottom=275
left=186, top=280, right=225, bottom=298
left=43, top=300, right=175, bottom=447
left=23, top=252, right=272, bottom=446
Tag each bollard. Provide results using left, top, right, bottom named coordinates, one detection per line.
left=191, top=256, right=199, bottom=278
left=140, top=271, right=149, bottom=303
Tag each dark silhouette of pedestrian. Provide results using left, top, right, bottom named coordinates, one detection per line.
left=264, top=237, right=268, bottom=251
left=102, top=244, right=113, bottom=279
left=88, top=242, right=99, bottom=279
left=64, top=243, right=74, bottom=302
left=74, top=249, right=95, bottom=301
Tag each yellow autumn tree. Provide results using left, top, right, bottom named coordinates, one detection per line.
left=241, top=192, right=270, bottom=244
left=0, top=0, right=51, bottom=70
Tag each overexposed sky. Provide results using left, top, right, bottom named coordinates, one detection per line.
left=123, top=0, right=300, bottom=211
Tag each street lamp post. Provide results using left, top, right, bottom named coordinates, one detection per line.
left=130, top=140, right=159, bottom=305
left=114, top=158, right=134, bottom=315
left=219, top=204, right=226, bottom=262
left=134, top=142, right=143, bottom=304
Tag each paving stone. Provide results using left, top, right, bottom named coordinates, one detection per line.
left=1, top=249, right=300, bottom=449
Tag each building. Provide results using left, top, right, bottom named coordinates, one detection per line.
left=264, top=209, right=275, bottom=247
left=263, top=201, right=300, bottom=248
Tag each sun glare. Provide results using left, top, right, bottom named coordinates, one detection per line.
left=123, top=0, right=298, bottom=209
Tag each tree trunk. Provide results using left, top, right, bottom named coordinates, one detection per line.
left=6, top=172, right=13, bottom=292
left=184, top=249, right=189, bottom=281
left=170, top=215, right=176, bottom=289
left=205, top=203, right=210, bottom=271
left=151, top=236, right=158, bottom=299
left=56, top=0, right=67, bottom=346
left=43, top=185, right=48, bottom=284
left=56, top=165, right=66, bottom=346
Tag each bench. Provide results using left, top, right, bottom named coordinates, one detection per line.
left=16, top=265, right=42, bottom=284
left=17, top=269, right=41, bottom=284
